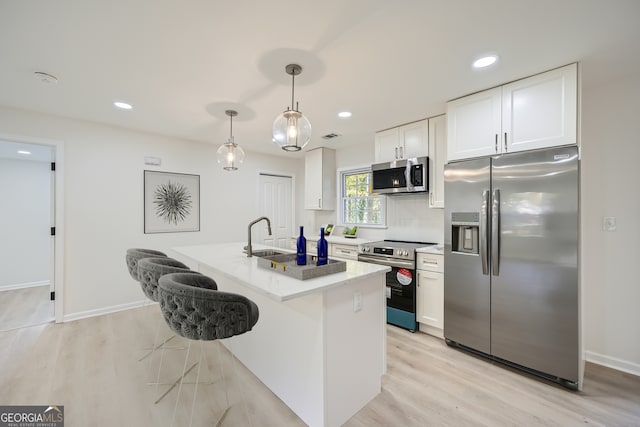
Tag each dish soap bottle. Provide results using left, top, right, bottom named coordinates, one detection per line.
left=296, top=226, right=307, bottom=265
left=317, top=227, right=328, bottom=266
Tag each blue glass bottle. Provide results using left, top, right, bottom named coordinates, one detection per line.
left=317, top=227, right=328, bottom=266
left=296, top=226, right=307, bottom=265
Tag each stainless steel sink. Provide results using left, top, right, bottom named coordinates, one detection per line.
left=249, top=249, right=288, bottom=258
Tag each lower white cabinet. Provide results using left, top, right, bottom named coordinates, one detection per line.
left=330, top=243, right=359, bottom=260
left=289, top=238, right=359, bottom=259
left=416, top=252, right=444, bottom=337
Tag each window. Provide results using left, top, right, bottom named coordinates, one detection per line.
left=340, top=168, right=385, bottom=227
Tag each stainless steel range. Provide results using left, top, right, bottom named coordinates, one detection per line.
left=358, top=240, right=436, bottom=331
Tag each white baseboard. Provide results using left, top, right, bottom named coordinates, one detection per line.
left=63, top=300, right=156, bottom=323
left=417, top=323, right=444, bottom=339
left=0, top=280, right=50, bottom=292
left=585, top=350, right=640, bottom=377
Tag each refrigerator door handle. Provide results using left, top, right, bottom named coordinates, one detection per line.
left=481, top=190, right=489, bottom=275
left=492, top=189, right=501, bottom=276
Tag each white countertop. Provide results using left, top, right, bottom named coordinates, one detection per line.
left=325, top=235, right=376, bottom=245
left=171, top=242, right=390, bottom=302
left=416, top=244, right=444, bottom=255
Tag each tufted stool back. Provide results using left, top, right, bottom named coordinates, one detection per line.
left=157, top=272, right=259, bottom=341
left=126, top=248, right=167, bottom=281
left=137, top=257, right=193, bottom=302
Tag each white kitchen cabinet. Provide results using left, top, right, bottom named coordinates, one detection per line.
left=446, top=63, right=577, bottom=161
left=306, top=240, right=317, bottom=256
left=502, top=63, right=577, bottom=153
left=427, top=114, right=446, bottom=209
left=304, top=147, right=336, bottom=210
left=374, top=119, right=428, bottom=163
left=416, top=252, right=444, bottom=338
left=330, top=243, right=359, bottom=260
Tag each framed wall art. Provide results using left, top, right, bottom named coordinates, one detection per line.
left=144, top=170, right=200, bottom=233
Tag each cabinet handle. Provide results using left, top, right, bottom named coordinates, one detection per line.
left=395, top=147, right=398, bottom=159
left=495, top=134, right=498, bottom=152
left=504, top=132, right=508, bottom=152
left=318, top=198, right=322, bottom=208
left=399, top=146, right=404, bottom=159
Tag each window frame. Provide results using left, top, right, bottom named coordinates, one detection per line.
left=338, top=166, right=386, bottom=228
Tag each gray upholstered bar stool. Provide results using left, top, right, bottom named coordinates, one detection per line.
left=125, top=248, right=169, bottom=358
left=157, top=272, right=259, bottom=427
left=136, top=257, right=195, bottom=364
left=125, top=248, right=167, bottom=281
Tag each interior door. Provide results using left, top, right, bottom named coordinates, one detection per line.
left=258, top=173, right=293, bottom=248
left=490, top=147, right=579, bottom=383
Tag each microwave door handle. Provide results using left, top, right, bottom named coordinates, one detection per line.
left=492, top=189, right=500, bottom=276
left=480, top=190, right=489, bottom=275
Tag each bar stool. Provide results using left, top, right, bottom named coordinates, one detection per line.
left=125, top=248, right=167, bottom=281
left=157, top=272, right=259, bottom=427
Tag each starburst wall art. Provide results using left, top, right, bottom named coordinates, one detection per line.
left=144, top=170, right=200, bottom=233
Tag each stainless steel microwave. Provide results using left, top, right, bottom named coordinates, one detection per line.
left=371, top=156, right=428, bottom=194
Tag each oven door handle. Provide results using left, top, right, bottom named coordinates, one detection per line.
left=358, top=255, right=414, bottom=269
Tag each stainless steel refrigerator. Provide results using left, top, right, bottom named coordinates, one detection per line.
left=444, top=146, right=580, bottom=388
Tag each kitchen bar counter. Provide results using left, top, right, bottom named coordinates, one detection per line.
left=172, top=242, right=388, bottom=301
left=171, top=243, right=390, bottom=427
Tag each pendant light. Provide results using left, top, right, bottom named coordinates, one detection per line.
left=272, top=64, right=312, bottom=151
left=216, top=110, right=245, bottom=171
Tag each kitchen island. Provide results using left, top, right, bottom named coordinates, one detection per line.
left=171, top=242, right=390, bottom=427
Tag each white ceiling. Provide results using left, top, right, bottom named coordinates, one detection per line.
left=1, top=0, right=639, bottom=158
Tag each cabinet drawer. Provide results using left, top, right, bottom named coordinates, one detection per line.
left=331, top=243, right=358, bottom=260
left=306, top=240, right=318, bottom=255
left=416, top=253, right=443, bottom=273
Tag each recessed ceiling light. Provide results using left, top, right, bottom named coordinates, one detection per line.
left=17, top=150, right=31, bottom=155
left=338, top=111, right=352, bottom=118
left=114, top=101, right=133, bottom=110
left=473, top=55, right=498, bottom=69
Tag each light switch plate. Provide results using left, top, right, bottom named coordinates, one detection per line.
left=603, top=216, right=617, bottom=232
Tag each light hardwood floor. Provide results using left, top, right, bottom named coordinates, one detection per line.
left=1, top=305, right=638, bottom=426
left=0, top=285, right=53, bottom=331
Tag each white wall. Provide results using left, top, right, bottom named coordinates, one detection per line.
left=316, top=139, right=444, bottom=244
left=0, top=158, right=51, bottom=289
left=581, top=73, right=640, bottom=374
left=0, top=107, right=305, bottom=319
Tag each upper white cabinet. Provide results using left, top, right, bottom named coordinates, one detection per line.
left=446, top=63, right=578, bottom=162
left=374, top=119, right=428, bottom=163
left=427, top=114, right=446, bottom=209
left=304, top=147, right=336, bottom=210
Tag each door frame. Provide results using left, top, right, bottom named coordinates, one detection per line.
left=0, top=132, right=65, bottom=323
left=257, top=170, right=296, bottom=245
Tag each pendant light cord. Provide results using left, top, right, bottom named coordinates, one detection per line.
left=290, top=72, right=295, bottom=111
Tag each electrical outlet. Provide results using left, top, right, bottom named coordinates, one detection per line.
left=603, top=216, right=617, bottom=232
left=353, top=291, right=362, bottom=312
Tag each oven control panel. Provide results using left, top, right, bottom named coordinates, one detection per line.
left=359, top=245, right=413, bottom=259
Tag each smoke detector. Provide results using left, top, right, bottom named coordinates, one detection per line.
left=34, top=71, right=58, bottom=84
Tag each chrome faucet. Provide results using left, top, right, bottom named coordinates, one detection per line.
left=246, top=216, right=272, bottom=257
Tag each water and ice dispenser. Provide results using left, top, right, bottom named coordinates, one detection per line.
left=451, top=212, right=480, bottom=255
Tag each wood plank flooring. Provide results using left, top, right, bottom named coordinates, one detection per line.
left=1, top=305, right=638, bottom=426
left=0, top=285, right=53, bottom=331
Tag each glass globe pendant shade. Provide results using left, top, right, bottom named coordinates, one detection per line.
left=273, top=108, right=312, bottom=151
left=216, top=140, right=245, bottom=171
